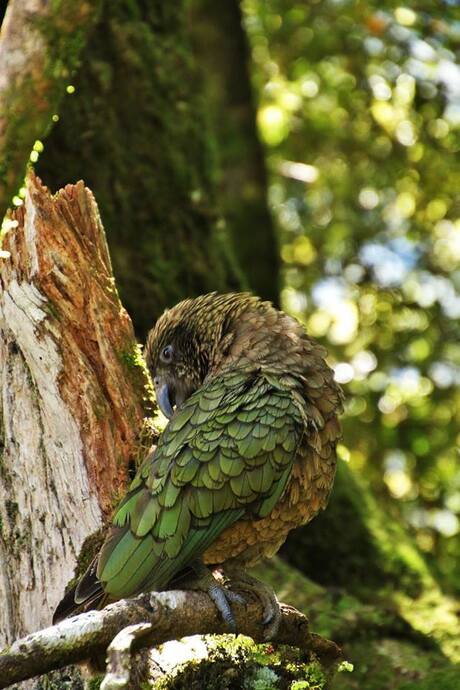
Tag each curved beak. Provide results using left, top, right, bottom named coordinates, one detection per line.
left=155, top=382, right=175, bottom=419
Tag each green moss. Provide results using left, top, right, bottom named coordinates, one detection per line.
left=118, top=341, right=156, bottom=416
left=119, top=342, right=146, bottom=370
left=5, top=499, right=18, bottom=525
left=0, top=4, right=102, bottom=216
left=36, top=3, right=101, bottom=88
left=251, top=557, right=460, bottom=690
left=85, top=675, right=104, bottom=690
left=154, top=635, right=329, bottom=690
left=42, top=300, right=61, bottom=321
left=244, top=666, right=280, bottom=689
left=2, top=500, right=34, bottom=556
left=31, top=666, right=85, bottom=689
left=329, top=637, right=457, bottom=690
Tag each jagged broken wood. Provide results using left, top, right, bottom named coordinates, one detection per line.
left=0, top=173, right=150, bottom=644
left=0, top=589, right=341, bottom=688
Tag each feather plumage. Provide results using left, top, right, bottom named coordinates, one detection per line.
left=54, top=292, right=342, bottom=620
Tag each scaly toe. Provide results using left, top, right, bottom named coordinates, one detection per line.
left=262, top=606, right=275, bottom=626
left=186, top=561, right=246, bottom=633
left=208, top=583, right=244, bottom=632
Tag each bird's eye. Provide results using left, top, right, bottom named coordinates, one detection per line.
left=160, top=344, right=174, bottom=363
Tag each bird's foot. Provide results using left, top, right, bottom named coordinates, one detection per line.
left=224, top=567, right=281, bottom=640
left=187, top=561, right=246, bottom=633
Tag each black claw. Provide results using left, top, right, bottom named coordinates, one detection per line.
left=227, top=616, right=237, bottom=634
left=222, top=568, right=281, bottom=638
left=262, top=609, right=274, bottom=625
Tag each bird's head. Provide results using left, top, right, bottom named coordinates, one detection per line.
left=144, top=292, right=259, bottom=418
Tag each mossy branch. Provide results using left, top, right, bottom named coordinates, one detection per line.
left=0, top=590, right=341, bottom=688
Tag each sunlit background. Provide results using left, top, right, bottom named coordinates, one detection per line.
left=243, top=0, right=460, bottom=592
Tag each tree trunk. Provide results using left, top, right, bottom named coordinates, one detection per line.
left=0, top=172, right=151, bottom=645
left=0, top=0, right=102, bottom=217
left=35, top=0, right=243, bottom=341
left=188, top=0, right=280, bottom=305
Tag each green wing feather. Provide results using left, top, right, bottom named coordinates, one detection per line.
left=96, top=367, right=303, bottom=599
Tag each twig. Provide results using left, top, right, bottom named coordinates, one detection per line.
left=0, top=590, right=341, bottom=688
left=100, top=623, right=153, bottom=690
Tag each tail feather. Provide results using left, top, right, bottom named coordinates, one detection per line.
left=53, top=556, right=105, bottom=625
left=75, top=555, right=102, bottom=604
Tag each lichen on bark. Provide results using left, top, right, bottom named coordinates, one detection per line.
left=152, top=635, right=330, bottom=690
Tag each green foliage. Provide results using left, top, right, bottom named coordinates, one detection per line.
left=118, top=341, right=156, bottom=416
left=242, top=0, right=460, bottom=593
left=337, top=662, right=354, bottom=674
left=32, top=666, right=86, bottom=689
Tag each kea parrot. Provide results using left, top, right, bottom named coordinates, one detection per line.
left=54, top=292, right=343, bottom=637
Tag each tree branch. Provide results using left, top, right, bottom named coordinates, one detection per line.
left=0, top=591, right=341, bottom=688
left=0, top=0, right=102, bottom=216
left=100, top=623, right=153, bottom=690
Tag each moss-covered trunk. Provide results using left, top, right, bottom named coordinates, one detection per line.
left=0, top=0, right=103, bottom=217
left=36, top=0, right=242, bottom=340
left=188, top=0, right=280, bottom=305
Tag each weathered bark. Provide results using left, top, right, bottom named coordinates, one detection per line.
left=0, top=0, right=102, bottom=217
left=0, top=589, right=339, bottom=688
left=189, top=0, right=280, bottom=305
left=100, top=622, right=153, bottom=690
left=0, top=172, right=151, bottom=645
left=36, top=0, right=243, bottom=340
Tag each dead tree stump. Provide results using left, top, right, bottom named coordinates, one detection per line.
left=0, top=172, right=151, bottom=644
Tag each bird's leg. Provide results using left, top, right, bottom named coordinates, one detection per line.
left=223, top=565, right=281, bottom=640
left=185, top=560, right=246, bottom=633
